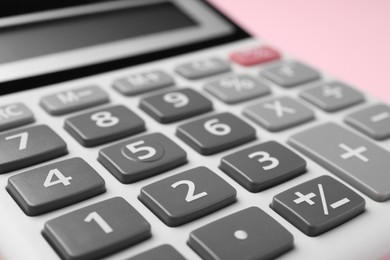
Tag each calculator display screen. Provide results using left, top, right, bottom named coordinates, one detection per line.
left=0, top=2, right=197, bottom=64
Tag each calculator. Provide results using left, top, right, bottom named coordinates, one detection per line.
left=1, top=0, right=390, bottom=260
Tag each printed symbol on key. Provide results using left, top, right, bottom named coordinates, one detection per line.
left=322, top=85, right=343, bottom=99
left=56, top=90, right=93, bottom=104
left=293, top=184, right=350, bottom=216
left=339, top=143, right=369, bottom=162
left=277, top=65, right=296, bottom=77
left=263, top=100, right=296, bottom=118
left=371, top=112, right=390, bottom=123
left=219, top=77, right=254, bottom=92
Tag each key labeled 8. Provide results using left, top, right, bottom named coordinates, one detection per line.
left=91, top=111, right=119, bottom=128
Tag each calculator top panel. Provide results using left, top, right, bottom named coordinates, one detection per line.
left=0, top=0, right=249, bottom=94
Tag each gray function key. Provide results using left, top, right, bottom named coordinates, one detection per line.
left=243, top=96, right=315, bottom=131
left=176, top=112, right=256, bottom=155
left=188, top=207, right=294, bottom=260
left=300, top=81, right=364, bottom=112
left=99, top=133, right=187, bottom=183
left=345, top=104, right=390, bottom=140
left=40, top=86, right=109, bottom=115
left=175, top=58, right=231, bottom=80
left=139, top=88, right=213, bottom=123
left=271, top=176, right=365, bottom=236
left=65, top=105, right=145, bottom=147
left=261, top=61, right=321, bottom=88
left=0, top=103, right=34, bottom=132
left=0, top=125, right=67, bottom=174
left=139, top=166, right=236, bottom=226
left=113, top=70, right=174, bottom=96
left=289, top=122, right=390, bottom=201
left=43, top=197, right=151, bottom=260
left=7, top=158, right=105, bottom=216
left=204, top=74, right=271, bottom=104
left=220, top=141, right=306, bottom=192
left=127, top=245, right=186, bottom=260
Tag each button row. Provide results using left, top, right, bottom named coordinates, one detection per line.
left=42, top=174, right=365, bottom=260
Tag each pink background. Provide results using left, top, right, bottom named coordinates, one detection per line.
left=209, top=0, right=390, bottom=102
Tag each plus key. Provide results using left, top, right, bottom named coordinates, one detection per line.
left=289, top=122, right=390, bottom=201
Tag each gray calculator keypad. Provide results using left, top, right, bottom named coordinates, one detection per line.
left=0, top=103, right=35, bottom=132
left=65, top=105, right=145, bottom=147
left=345, top=104, right=390, bottom=140
left=98, top=133, right=187, bottom=183
left=113, top=70, right=175, bottom=96
left=300, top=81, right=364, bottom=112
left=7, top=158, right=105, bottom=216
left=272, top=176, right=365, bottom=236
left=188, top=207, right=294, bottom=260
left=261, top=61, right=321, bottom=88
left=40, top=86, right=109, bottom=115
left=128, top=245, right=186, bottom=260
left=175, top=58, right=231, bottom=80
left=289, top=122, right=390, bottom=201
left=204, top=74, right=271, bottom=104
left=243, top=96, right=315, bottom=131
left=139, top=166, right=236, bottom=226
left=220, top=141, right=306, bottom=192
left=43, top=197, right=151, bottom=260
left=0, top=125, right=68, bottom=174
left=139, top=88, right=213, bottom=123
left=176, top=112, right=256, bottom=155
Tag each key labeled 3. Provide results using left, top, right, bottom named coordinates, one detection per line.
left=220, top=141, right=306, bottom=192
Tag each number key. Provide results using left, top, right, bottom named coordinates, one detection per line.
left=43, top=197, right=151, bottom=260
left=98, top=133, right=187, bottom=183
left=0, top=125, right=67, bottom=174
left=176, top=112, right=256, bottom=155
left=139, top=166, right=236, bottom=226
left=139, top=88, right=213, bottom=123
left=65, top=105, right=145, bottom=147
left=7, top=158, right=105, bottom=215
left=220, top=141, right=306, bottom=192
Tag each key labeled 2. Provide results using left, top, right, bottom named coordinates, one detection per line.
left=7, top=158, right=106, bottom=216
left=0, top=125, right=67, bottom=174
left=176, top=112, right=256, bottom=155
left=220, top=141, right=306, bottom=192
left=139, top=166, right=236, bottom=226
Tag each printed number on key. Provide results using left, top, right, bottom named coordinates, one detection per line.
left=204, top=119, right=231, bottom=136
left=84, top=211, right=113, bottom=234
left=5, top=132, right=28, bottom=150
left=171, top=180, right=208, bottom=202
left=91, top=111, right=119, bottom=128
left=248, top=151, right=280, bottom=171
left=163, top=92, right=189, bottom=108
left=43, top=168, right=72, bottom=187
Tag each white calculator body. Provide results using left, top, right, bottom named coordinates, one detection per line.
left=1, top=1, right=390, bottom=260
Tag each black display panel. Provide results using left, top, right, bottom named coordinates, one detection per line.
left=0, top=2, right=197, bottom=64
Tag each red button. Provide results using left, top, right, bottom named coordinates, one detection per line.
left=230, top=46, right=281, bottom=66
